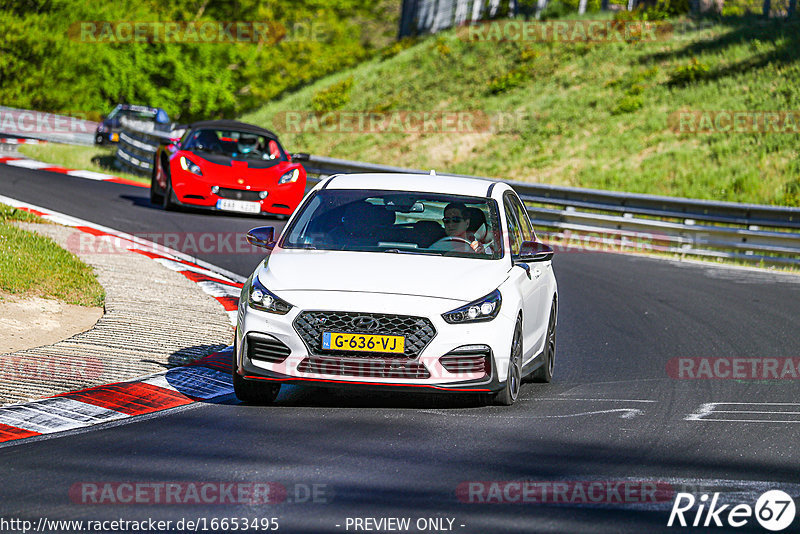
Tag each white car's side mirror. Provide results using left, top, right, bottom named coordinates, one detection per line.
left=247, top=227, right=276, bottom=250
left=519, top=241, right=554, bottom=262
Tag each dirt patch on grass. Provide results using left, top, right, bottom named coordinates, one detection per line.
left=423, top=132, right=493, bottom=168
left=0, top=291, right=102, bottom=354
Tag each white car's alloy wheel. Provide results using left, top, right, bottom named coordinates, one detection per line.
left=494, top=319, right=522, bottom=406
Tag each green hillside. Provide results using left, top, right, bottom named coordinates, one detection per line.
left=242, top=14, right=800, bottom=206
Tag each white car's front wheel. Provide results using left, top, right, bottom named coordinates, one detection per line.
left=494, top=318, right=522, bottom=406
left=232, top=345, right=281, bottom=404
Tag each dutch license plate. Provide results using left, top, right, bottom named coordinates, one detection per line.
left=321, top=332, right=405, bottom=354
left=216, top=198, right=261, bottom=214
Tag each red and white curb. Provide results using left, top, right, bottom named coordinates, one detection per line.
left=0, top=154, right=146, bottom=188
left=0, top=138, right=47, bottom=145
left=0, top=195, right=249, bottom=445
left=0, top=195, right=245, bottom=324
left=0, top=349, right=235, bottom=445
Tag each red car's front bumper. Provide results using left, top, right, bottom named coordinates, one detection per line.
left=168, top=155, right=306, bottom=216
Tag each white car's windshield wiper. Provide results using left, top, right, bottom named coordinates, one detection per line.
left=383, top=248, right=442, bottom=256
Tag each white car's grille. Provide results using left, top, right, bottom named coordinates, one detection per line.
left=293, top=311, right=436, bottom=359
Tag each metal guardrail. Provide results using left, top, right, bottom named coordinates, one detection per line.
left=110, top=124, right=799, bottom=266
left=302, top=154, right=800, bottom=266
left=115, top=118, right=185, bottom=176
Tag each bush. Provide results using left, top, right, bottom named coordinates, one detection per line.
left=669, top=57, right=710, bottom=86
left=612, top=94, right=644, bottom=114
left=432, top=36, right=452, bottom=57
left=381, top=37, right=417, bottom=61
left=0, top=1, right=395, bottom=121
left=614, top=0, right=690, bottom=21
left=540, top=0, right=574, bottom=20
left=487, top=67, right=528, bottom=94
left=311, top=77, right=354, bottom=113
left=607, top=66, right=659, bottom=91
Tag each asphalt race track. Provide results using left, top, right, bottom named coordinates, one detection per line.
left=1, top=164, right=800, bottom=533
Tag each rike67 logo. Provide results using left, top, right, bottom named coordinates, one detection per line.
left=668, top=490, right=796, bottom=531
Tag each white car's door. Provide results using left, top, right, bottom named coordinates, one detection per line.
left=504, top=194, right=548, bottom=363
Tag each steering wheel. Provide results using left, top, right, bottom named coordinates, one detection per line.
left=436, top=236, right=472, bottom=246
left=431, top=236, right=474, bottom=256
left=197, top=141, right=223, bottom=153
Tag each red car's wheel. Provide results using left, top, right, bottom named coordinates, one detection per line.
left=149, top=159, right=165, bottom=205
left=162, top=170, right=177, bottom=211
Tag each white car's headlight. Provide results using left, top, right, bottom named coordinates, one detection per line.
left=180, top=156, right=203, bottom=176
left=278, top=168, right=300, bottom=184
left=249, top=276, right=293, bottom=315
left=442, top=289, right=501, bottom=324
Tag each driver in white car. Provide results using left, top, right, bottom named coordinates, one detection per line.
left=432, top=202, right=489, bottom=254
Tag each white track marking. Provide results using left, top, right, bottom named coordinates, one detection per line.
left=535, top=398, right=656, bottom=403
left=5, top=159, right=53, bottom=169
left=66, top=169, right=117, bottom=180
left=418, top=408, right=644, bottom=419
left=686, top=402, right=800, bottom=422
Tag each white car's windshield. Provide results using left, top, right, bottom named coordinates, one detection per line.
left=282, top=190, right=503, bottom=259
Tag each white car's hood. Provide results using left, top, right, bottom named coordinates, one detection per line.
left=258, top=249, right=508, bottom=303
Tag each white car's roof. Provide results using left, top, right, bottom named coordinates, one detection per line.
left=322, top=173, right=501, bottom=198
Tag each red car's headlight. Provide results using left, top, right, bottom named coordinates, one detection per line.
left=180, top=156, right=203, bottom=176
left=278, top=168, right=300, bottom=184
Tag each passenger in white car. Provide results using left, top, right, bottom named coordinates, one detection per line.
left=431, top=202, right=490, bottom=254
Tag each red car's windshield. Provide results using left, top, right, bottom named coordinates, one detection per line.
left=183, top=129, right=286, bottom=161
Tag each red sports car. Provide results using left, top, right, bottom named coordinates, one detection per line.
left=150, top=120, right=307, bottom=217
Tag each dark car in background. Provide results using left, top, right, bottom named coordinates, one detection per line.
left=95, top=104, right=170, bottom=145
left=150, top=120, right=307, bottom=217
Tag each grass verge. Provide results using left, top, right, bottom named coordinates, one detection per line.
left=17, top=144, right=150, bottom=186
left=0, top=204, right=105, bottom=306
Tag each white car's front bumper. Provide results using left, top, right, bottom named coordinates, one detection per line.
left=235, top=290, right=518, bottom=393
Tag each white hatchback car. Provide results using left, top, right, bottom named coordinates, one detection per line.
left=233, top=173, right=557, bottom=405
